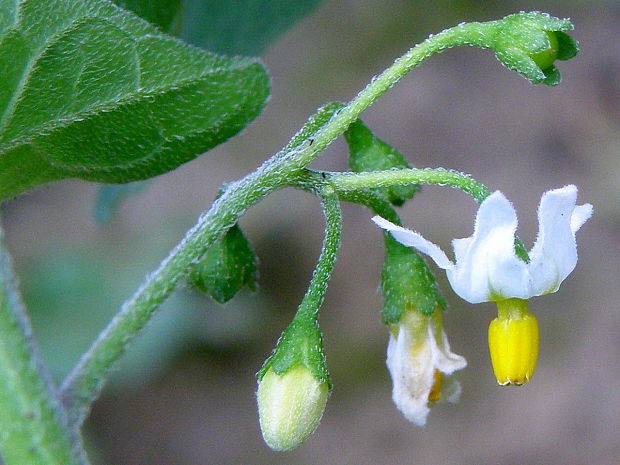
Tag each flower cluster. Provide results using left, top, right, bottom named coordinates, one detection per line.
left=253, top=11, right=586, bottom=451
left=373, top=185, right=592, bottom=421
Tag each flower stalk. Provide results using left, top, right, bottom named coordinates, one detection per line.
left=257, top=188, right=341, bottom=450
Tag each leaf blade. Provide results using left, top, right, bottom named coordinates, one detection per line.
left=0, top=0, right=270, bottom=200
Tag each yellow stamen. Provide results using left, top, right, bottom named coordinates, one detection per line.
left=488, top=299, right=539, bottom=386
left=428, top=370, right=443, bottom=402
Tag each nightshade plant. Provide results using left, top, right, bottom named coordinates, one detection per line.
left=0, top=2, right=589, bottom=462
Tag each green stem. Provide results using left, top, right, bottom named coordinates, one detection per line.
left=329, top=168, right=491, bottom=202
left=279, top=22, right=497, bottom=171
left=329, top=168, right=529, bottom=261
left=293, top=187, right=342, bottom=323
left=0, top=223, right=87, bottom=465
left=59, top=165, right=290, bottom=427
left=60, top=19, right=510, bottom=427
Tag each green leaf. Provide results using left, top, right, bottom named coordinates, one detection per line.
left=381, top=235, right=445, bottom=323
left=111, top=0, right=183, bottom=33
left=190, top=224, right=258, bottom=303
left=0, top=0, right=269, bottom=200
left=180, top=0, right=324, bottom=56
left=345, top=119, right=419, bottom=206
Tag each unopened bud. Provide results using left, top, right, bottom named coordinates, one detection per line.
left=488, top=298, right=539, bottom=385
left=529, top=31, right=559, bottom=71
left=257, top=365, right=329, bottom=451
left=492, top=12, right=578, bottom=86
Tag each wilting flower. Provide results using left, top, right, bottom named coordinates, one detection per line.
left=387, top=309, right=466, bottom=425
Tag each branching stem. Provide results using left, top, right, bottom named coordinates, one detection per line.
left=59, top=18, right=525, bottom=428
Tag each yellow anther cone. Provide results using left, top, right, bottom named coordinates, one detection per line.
left=488, top=299, right=539, bottom=385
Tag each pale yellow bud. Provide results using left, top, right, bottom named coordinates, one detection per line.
left=257, top=365, right=329, bottom=451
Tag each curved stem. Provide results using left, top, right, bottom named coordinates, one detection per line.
left=60, top=165, right=290, bottom=427
left=329, top=168, right=491, bottom=202
left=60, top=18, right=514, bottom=427
left=293, top=187, right=342, bottom=324
left=329, top=168, right=529, bottom=261
left=276, top=22, right=497, bottom=171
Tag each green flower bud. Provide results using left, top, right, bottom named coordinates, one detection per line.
left=345, top=119, right=419, bottom=206
left=492, top=12, right=578, bottom=86
left=189, top=223, right=257, bottom=303
left=257, top=316, right=331, bottom=450
left=257, top=365, right=329, bottom=451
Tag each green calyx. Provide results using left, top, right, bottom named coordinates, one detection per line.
left=257, top=317, right=331, bottom=389
left=529, top=31, right=559, bottom=71
left=381, top=234, right=446, bottom=324
left=491, top=12, right=578, bottom=86
left=344, top=119, right=419, bottom=206
left=189, top=223, right=257, bottom=303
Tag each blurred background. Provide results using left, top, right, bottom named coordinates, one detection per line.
left=3, top=0, right=620, bottom=463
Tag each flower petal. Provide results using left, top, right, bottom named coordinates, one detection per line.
left=372, top=216, right=454, bottom=269
left=528, top=185, right=592, bottom=295
left=428, top=324, right=467, bottom=375
left=447, top=192, right=531, bottom=302
left=571, top=203, right=594, bottom=233
left=386, top=330, right=434, bottom=426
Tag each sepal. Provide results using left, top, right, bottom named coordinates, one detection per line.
left=381, top=235, right=445, bottom=323
left=257, top=317, right=330, bottom=388
left=492, top=12, right=577, bottom=86
left=344, top=119, right=419, bottom=206
left=189, top=223, right=257, bottom=303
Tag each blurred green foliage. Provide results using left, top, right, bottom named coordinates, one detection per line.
left=179, top=0, right=325, bottom=56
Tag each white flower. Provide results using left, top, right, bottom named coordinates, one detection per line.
left=387, top=310, right=466, bottom=426
left=373, top=185, right=592, bottom=304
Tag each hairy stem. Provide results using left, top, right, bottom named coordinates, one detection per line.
left=59, top=163, right=291, bottom=427
left=60, top=19, right=510, bottom=427
left=0, top=223, right=87, bottom=465
left=329, top=168, right=529, bottom=260
left=294, top=187, right=342, bottom=323
left=329, top=168, right=491, bottom=202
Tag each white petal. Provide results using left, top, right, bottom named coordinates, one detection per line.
left=386, top=330, right=435, bottom=426
left=571, top=203, right=593, bottom=233
left=447, top=192, right=531, bottom=303
left=371, top=216, right=454, bottom=269
left=428, top=324, right=467, bottom=374
left=528, top=185, right=592, bottom=296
